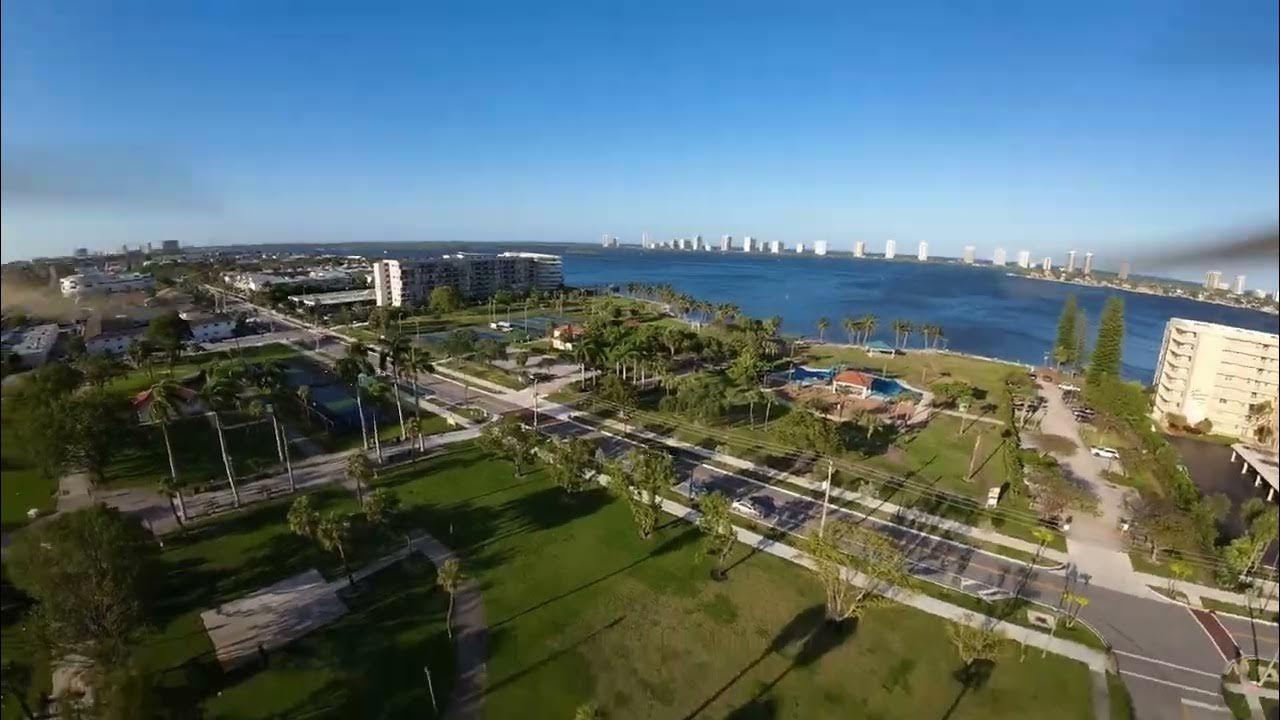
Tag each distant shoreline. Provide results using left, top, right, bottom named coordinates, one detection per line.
left=1010, top=272, right=1278, bottom=317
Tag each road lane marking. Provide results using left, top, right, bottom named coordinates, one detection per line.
left=1117, top=670, right=1221, bottom=697
left=1112, top=650, right=1222, bottom=678
left=1180, top=698, right=1232, bottom=713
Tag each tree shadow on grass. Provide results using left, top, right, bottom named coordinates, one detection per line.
left=682, top=605, right=856, bottom=720
left=486, top=615, right=627, bottom=696
left=939, top=660, right=996, bottom=720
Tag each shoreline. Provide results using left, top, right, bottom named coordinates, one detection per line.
left=1010, top=272, right=1278, bottom=317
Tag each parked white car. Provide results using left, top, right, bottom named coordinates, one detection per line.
left=731, top=498, right=762, bottom=517
left=1090, top=446, right=1120, bottom=460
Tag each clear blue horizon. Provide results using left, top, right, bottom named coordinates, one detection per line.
left=3, top=1, right=1277, bottom=285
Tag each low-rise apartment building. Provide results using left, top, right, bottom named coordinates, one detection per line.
left=1152, top=318, right=1280, bottom=443
left=59, top=272, right=154, bottom=297
left=372, top=252, right=563, bottom=307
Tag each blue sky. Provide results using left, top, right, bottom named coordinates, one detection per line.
left=2, top=1, right=1277, bottom=284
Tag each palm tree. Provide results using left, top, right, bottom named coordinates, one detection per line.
left=383, top=327, right=410, bottom=441
left=842, top=316, right=858, bottom=344
left=817, top=317, right=830, bottom=343
left=364, top=379, right=391, bottom=463
left=891, top=319, right=912, bottom=349
left=407, top=346, right=432, bottom=451
left=346, top=452, right=375, bottom=506
left=200, top=369, right=244, bottom=505
left=437, top=558, right=463, bottom=639
left=335, top=348, right=373, bottom=451
left=145, top=378, right=185, bottom=490
left=295, top=384, right=313, bottom=427
left=860, top=314, right=878, bottom=345
left=317, top=511, right=356, bottom=587
left=932, top=324, right=946, bottom=349
left=156, top=474, right=187, bottom=527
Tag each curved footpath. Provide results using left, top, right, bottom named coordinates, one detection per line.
left=410, top=531, right=489, bottom=720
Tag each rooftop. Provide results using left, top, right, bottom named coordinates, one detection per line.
left=833, top=370, right=874, bottom=387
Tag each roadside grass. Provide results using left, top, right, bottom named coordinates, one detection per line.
left=1107, top=672, right=1133, bottom=720
left=1222, top=688, right=1251, bottom=719
left=324, top=410, right=452, bottom=454
left=1201, top=597, right=1280, bottom=624
left=365, top=443, right=1096, bottom=719
left=445, top=359, right=528, bottom=390
left=1128, top=550, right=1217, bottom=587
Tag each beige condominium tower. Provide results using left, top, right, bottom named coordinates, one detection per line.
left=1151, top=318, right=1280, bottom=444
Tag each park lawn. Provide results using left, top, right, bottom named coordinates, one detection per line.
left=103, top=342, right=302, bottom=400
left=0, top=403, right=55, bottom=530
left=202, top=556, right=454, bottom=720
left=802, top=345, right=1026, bottom=415
left=864, top=414, right=1008, bottom=496
left=1200, top=597, right=1280, bottom=624
left=103, top=413, right=282, bottom=490
left=368, top=443, right=1096, bottom=720
left=445, top=359, right=528, bottom=390
left=129, top=486, right=404, bottom=711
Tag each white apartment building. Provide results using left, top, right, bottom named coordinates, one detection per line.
left=853, top=241, right=866, bottom=258
left=371, top=253, right=563, bottom=308
left=601, top=234, right=618, bottom=248
left=992, top=248, right=1007, bottom=266
left=813, top=240, right=828, bottom=256
left=795, top=243, right=805, bottom=254
left=720, top=235, right=733, bottom=251
left=917, top=242, right=928, bottom=261
left=1042, top=257, right=1053, bottom=272
left=59, top=272, right=154, bottom=297
left=1066, top=250, right=1078, bottom=273
left=743, top=237, right=755, bottom=253
left=1152, top=318, right=1280, bottom=442
left=1233, top=275, right=1247, bottom=294
left=1016, top=250, right=1031, bottom=269
left=180, top=312, right=236, bottom=343
left=769, top=240, right=782, bottom=254
left=1205, top=271, right=1222, bottom=290
left=1083, top=252, right=1095, bottom=276
left=884, top=240, right=896, bottom=259
left=962, top=246, right=975, bottom=264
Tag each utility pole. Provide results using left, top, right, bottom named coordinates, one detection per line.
left=532, top=378, right=539, bottom=428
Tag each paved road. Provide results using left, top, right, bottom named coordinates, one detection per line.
left=536, top=413, right=1278, bottom=719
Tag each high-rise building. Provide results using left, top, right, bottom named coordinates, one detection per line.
left=795, top=243, right=806, bottom=253
left=601, top=234, right=619, bottom=248
left=1205, top=270, right=1222, bottom=290
left=720, top=235, right=733, bottom=251
left=1016, top=250, right=1031, bottom=269
left=1151, top=318, right=1279, bottom=444
left=693, top=234, right=703, bottom=250
left=884, top=240, right=896, bottom=259
left=1041, top=257, right=1053, bottom=272
left=161, top=240, right=180, bottom=254
left=992, top=248, right=1007, bottom=266
left=1118, top=261, right=1130, bottom=280
left=1083, top=252, right=1094, bottom=276
left=1066, top=250, right=1078, bottom=273
left=853, top=241, right=866, bottom=258
left=1233, top=275, right=1247, bottom=294
left=813, top=240, right=828, bottom=256
left=917, top=242, right=929, bottom=261
left=769, top=240, right=782, bottom=254
left=372, top=253, right=563, bottom=307
left=962, top=246, right=975, bottom=264
left=743, top=237, right=755, bottom=253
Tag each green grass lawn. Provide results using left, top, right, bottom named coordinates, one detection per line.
left=1201, top=597, right=1280, bottom=624
left=1107, top=672, right=1133, bottom=720
left=365, top=444, right=1096, bottom=719
left=103, top=413, right=283, bottom=490
left=202, top=556, right=454, bottom=719
left=445, top=359, right=528, bottom=390
left=1, top=398, right=57, bottom=530
left=802, top=345, right=1027, bottom=415
left=103, top=343, right=302, bottom=400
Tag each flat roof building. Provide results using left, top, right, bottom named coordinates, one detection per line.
left=853, top=241, right=866, bottom=258
left=59, top=272, right=154, bottom=297
left=917, top=242, right=928, bottom=261
left=1152, top=318, right=1280, bottom=444
left=371, top=252, right=563, bottom=308
left=962, top=246, right=975, bottom=264
left=884, top=240, right=896, bottom=259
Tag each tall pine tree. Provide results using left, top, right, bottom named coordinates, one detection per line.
left=1087, top=297, right=1125, bottom=385
left=1053, top=295, right=1079, bottom=366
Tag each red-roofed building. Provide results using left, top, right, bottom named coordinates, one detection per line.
left=832, top=370, right=874, bottom=399
left=551, top=324, right=584, bottom=351
left=132, top=386, right=206, bottom=423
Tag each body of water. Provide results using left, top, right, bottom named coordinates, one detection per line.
left=560, top=249, right=1278, bottom=382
